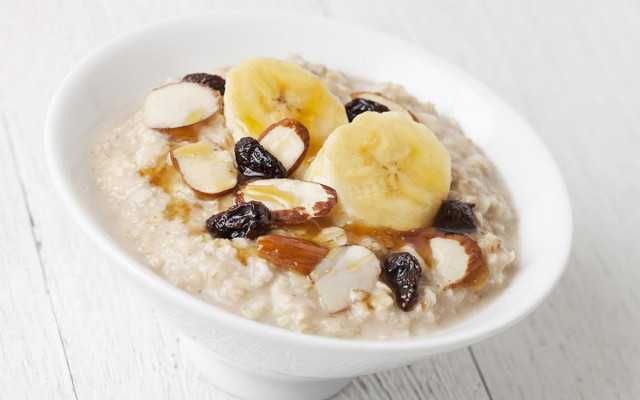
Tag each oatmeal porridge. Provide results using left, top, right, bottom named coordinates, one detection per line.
left=92, top=55, right=517, bottom=340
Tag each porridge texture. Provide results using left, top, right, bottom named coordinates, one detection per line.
left=92, top=55, right=517, bottom=339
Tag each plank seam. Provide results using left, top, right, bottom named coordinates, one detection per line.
left=3, top=114, right=79, bottom=400
left=468, top=347, right=493, bottom=400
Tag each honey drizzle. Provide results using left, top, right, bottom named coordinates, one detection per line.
left=243, top=185, right=301, bottom=208
left=138, top=154, right=192, bottom=223
left=282, top=219, right=438, bottom=262
left=138, top=155, right=181, bottom=194
left=163, top=197, right=191, bottom=223
left=138, top=112, right=225, bottom=225
left=158, top=114, right=216, bottom=143
left=235, top=245, right=258, bottom=266
left=277, top=217, right=333, bottom=238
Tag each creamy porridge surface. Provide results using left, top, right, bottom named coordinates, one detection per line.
left=92, top=55, right=517, bottom=339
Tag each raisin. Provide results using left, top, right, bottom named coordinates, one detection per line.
left=206, top=201, right=273, bottom=239
left=432, top=200, right=477, bottom=234
left=234, top=137, right=286, bottom=180
left=183, top=73, right=226, bottom=95
left=344, top=98, right=390, bottom=122
left=382, top=252, right=422, bottom=311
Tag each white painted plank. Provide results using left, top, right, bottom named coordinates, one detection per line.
left=0, top=116, right=77, bottom=398
left=325, top=0, right=640, bottom=399
left=339, top=349, right=489, bottom=400
left=453, top=1, right=640, bottom=399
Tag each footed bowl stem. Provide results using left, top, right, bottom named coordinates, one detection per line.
left=182, top=335, right=352, bottom=400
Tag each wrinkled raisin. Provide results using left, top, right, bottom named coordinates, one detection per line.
left=234, top=137, right=286, bottom=180
left=206, top=201, right=273, bottom=239
left=345, top=98, right=390, bottom=122
left=382, top=252, right=422, bottom=311
left=432, top=200, right=477, bottom=234
left=183, top=73, right=226, bottom=95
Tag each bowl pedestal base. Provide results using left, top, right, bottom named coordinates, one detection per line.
left=182, top=336, right=352, bottom=400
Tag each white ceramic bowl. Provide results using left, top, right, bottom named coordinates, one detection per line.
left=45, top=11, right=572, bottom=400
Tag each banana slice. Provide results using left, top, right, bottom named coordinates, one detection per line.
left=304, top=112, right=451, bottom=231
left=224, top=58, right=348, bottom=158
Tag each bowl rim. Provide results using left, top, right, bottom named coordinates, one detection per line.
left=44, top=10, right=572, bottom=354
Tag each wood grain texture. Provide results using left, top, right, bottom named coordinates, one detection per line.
left=339, top=349, right=489, bottom=400
left=326, top=0, right=640, bottom=399
left=1, top=0, right=639, bottom=399
left=0, top=115, right=77, bottom=398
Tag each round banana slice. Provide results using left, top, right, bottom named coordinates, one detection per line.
left=304, top=112, right=451, bottom=231
left=224, top=58, right=348, bottom=158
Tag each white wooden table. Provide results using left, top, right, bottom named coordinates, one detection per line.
left=2, top=1, right=638, bottom=399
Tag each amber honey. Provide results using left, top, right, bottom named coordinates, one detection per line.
left=138, top=155, right=181, bottom=194
left=163, top=197, right=191, bottom=223
left=139, top=154, right=191, bottom=223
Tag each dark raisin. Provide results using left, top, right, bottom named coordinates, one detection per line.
left=382, top=252, right=422, bottom=311
left=432, top=200, right=477, bottom=234
left=183, top=73, right=226, bottom=95
left=234, top=137, right=286, bottom=180
left=344, top=98, right=390, bottom=122
left=206, top=201, right=273, bottom=239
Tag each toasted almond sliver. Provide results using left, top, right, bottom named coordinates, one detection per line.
left=258, top=118, right=310, bottom=175
left=171, top=140, right=237, bottom=195
left=236, top=179, right=337, bottom=223
left=257, top=234, right=329, bottom=275
left=144, top=82, right=222, bottom=129
left=428, top=234, right=485, bottom=288
left=311, top=245, right=381, bottom=313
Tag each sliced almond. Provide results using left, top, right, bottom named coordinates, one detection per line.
left=313, top=226, right=348, bottom=249
left=310, top=245, right=381, bottom=314
left=171, top=140, right=237, bottom=195
left=257, top=118, right=310, bottom=175
left=144, top=82, right=222, bottom=129
left=350, top=91, right=418, bottom=122
left=257, top=234, right=329, bottom=275
left=428, top=234, right=485, bottom=289
left=236, top=179, right=337, bottom=223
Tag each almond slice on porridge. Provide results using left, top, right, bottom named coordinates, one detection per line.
left=310, top=245, right=381, bottom=314
left=144, top=81, right=222, bottom=129
left=428, top=234, right=485, bottom=289
left=257, top=118, right=310, bottom=175
left=170, top=140, right=237, bottom=195
left=236, top=179, right=337, bottom=223
left=257, top=234, right=329, bottom=275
